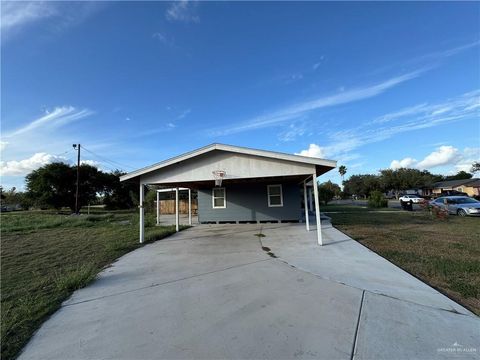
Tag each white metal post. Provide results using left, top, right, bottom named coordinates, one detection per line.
left=156, top=191, right=160, bottom=225
left=139, top=183, right=145, bottom=243
left=303, top=180, right=310, bottom=231
left=309, top=188, right=313, bottom=210
left=312, top=170, right=323, bottom=246
left=188, top=188, right=192, bottom=226
left=175, top=187, right=179, bottom=232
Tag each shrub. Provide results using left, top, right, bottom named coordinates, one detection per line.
left=368, top=190, right=388, bottom=208
left=432, top=205, right=449, bottom=220
left=317, top=181, right=341, bottom=205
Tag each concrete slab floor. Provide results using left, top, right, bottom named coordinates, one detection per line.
left=19, top=223, right=480, bottom=360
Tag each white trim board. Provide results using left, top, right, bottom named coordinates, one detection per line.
left=120, top=143, right=336, bottom=182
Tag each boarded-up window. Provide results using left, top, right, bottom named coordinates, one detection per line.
left=267, top=185, right=283, bottom=207
left=212, top=187, right=226, bottom=208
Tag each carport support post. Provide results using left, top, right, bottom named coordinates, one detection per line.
left=309, top=188, right=313, bottom=211
left=188, top=188, right=192, bottom=226
left=139, top=183, right=145, bottom=243
left=312, top=170, right=323, bottom=246
left=303, top=180, right=310, bottom=231
left=156, top=190, right=160, bottom=225
left=175, top=187, right=179, bottom=232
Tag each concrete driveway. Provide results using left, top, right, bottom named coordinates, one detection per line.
left=20, top=223, right=479, bottom=360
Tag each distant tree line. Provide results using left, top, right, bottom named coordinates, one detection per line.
left=342, top=168, right=474, bottom=199
left=1, top=162, right=138, bottom=212
left=315, top=166, right=477, bottom=205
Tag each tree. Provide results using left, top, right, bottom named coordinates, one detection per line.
left=472, top=162, right=480, bottom=174
left=317, top=181, right=341, bottom=205
left=338, top=165, right=347, bottom=182
left=379, top=168, right=440, bottom=199
left=102, top=170, right=138, bottom=210
left=343, top=174, right=380, bottom=198
left=25, top=162, right=105, bottom=211
left=444, top=171, right=473, bottom=181
left=0, top=187, right=32, bottom=209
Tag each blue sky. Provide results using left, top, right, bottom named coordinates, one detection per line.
left=1, top=1, right=479, bottom=189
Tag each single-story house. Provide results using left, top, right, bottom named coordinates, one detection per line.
left=430, top=178, right=480, bottom=197
left=120, top=143, right=336, bottom=245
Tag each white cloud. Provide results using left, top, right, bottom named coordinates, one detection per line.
left=418, top=40, right=480, bottom=63
left=152, top=32, right=174, bottom=46
left=323, top=90, right=479, bottom=161
left=135, top=123, right=177, bottom=137
left=285, top=73, right=304, bottom=83
left=0, top=141, right=8, bottom=151
left=210, top=41, right=479, bottom=141
left=166, top=1, right=199, bottom=23
left=4, top=106, right=94, bottom=137
left=416, top=146, right=461, bottom=169
left=278, top=123, right=306, bottom=142
left=390, top=157, right=417, bottom=170
left=152, top=32, right=167, bottom=43
left=1, top=1, right=57, bottom=32
left=372, top=90, right=479, bottom=126
left=389, top=146, right=479, bottom=173
left=1, top=107, right=95, bottom=174
left=312, top=56, right=325, bottom=70
left=211, top=69, right=425, bottom=136
left=453, top=147, right=480, bottom=173
left=80, top=159, right=101, bottom=167
left=291, top=91, right=478, bottom=167
left=373, top=103, right=428, bottom=124
left=296, top=142, right=363, bottom=163
left=177, top=109, right=191, bottom=119
left=295, top=144, right=327, bottom=158
left=1, top=2, right=105, bottom=42
left=0, top=152, right=67, bottom=176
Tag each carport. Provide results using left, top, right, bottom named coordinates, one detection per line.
left=120, top=143, right=337, bottom=245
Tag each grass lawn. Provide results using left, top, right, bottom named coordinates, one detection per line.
left=325, top=205, right=480, bottom=315
left=1, top=210, right=186, bottom=360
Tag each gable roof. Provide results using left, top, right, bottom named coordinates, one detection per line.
left=433, top=178, right=480, bottom=188
left=120, top=143, right=336, bottom=182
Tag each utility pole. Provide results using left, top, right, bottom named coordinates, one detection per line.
left=73, top=144, right=81, bottom=214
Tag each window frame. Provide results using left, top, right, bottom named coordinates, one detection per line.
left=212, top=187, right=226, bottom=209
left=267, top=184, right=284, bottom=207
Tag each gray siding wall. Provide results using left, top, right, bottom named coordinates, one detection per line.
left=198, top=183, right=301, bottom=222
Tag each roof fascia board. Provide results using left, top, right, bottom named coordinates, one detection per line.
left=120, top=143, right=336, bottom=182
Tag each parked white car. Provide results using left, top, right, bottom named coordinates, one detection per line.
left=399, top=194, right=424, bottom=204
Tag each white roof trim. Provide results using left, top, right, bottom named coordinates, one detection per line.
left=120, top=143, right=337, bottom=182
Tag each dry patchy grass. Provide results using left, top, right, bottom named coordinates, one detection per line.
left=1, top=210, right=186, bottom=360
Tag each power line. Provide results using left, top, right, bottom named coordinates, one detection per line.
left=90, top=161, right=118, bottom=173
left=81, top=146, right=135, bottom=171
left=81, top=146, right=129, bottom=169
left=53, top=149, right=73, bottom=157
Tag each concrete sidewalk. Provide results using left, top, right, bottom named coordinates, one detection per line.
left=19, top=223, right=479, bottom=360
